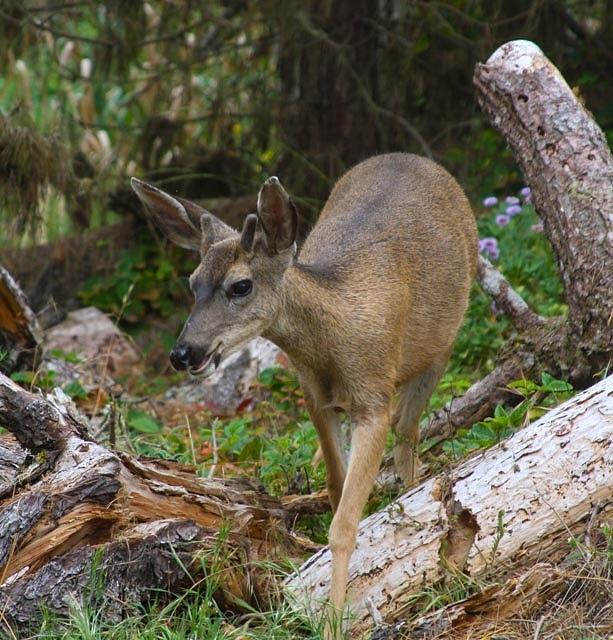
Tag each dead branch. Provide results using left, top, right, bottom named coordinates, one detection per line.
left=422, top=358, right=522, bottom=441
left=476, top=255, right=544, bottom=332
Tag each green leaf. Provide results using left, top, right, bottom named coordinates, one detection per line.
left=63, top=381, right=88, bottom=399
left=127, top=409, right=163, bottom=434
left=540, top=372, right=573, bottom=393
left=508, top=379, right=539, bottom=396
left=494, top=404, right=508, bottom=419
left=10, top=370, right=35, bottom=383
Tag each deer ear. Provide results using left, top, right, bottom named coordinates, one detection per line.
left=240, top=214, right=258, bottom=252
left=256, top=177, right=297, bottom=254
left=131, top=178, right=201, bottom=250
left=131, top=178, right=236, bottom=253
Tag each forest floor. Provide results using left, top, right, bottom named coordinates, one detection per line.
left=2, top=194, right=611, bottom=639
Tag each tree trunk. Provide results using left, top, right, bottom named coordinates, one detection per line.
left=287, top=375, right=613, bottom=637
left=473, top=40, right=613, bottom=365
left=0, top=374, right=317, bottom=634
left=276, top=0, right=382, bottom=205
left=424, top=40, right=613, bottom=439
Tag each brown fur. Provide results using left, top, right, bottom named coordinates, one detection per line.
left=132, top=153, right=477, bottom=638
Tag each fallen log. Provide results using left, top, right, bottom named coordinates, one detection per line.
left=287, top=375, right=613, bottom=637
left=0, top=374, right=317, bottom=635
left=425, top=40, right=613, bottom=439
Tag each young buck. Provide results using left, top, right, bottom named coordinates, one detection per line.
left=132, top=153, right=477, bottom=636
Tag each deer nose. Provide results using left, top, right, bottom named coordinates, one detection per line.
left=170, top=342, right=206, bottom=371
left=170, top=343, right=191, bottom=370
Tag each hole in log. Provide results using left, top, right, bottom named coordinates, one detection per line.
left=441, top=499, right=479, bottom=572
left=537, top=126, right=545, bottom=136
left=518, top=94, right=528, bottom=102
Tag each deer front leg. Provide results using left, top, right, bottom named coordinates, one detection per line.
left=326, top=407, right=389, bottom=638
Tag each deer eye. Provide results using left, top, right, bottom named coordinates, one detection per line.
left=229, top=279, right=252, bottom=298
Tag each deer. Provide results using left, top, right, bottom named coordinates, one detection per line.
left=131, top=152, right=477, bottom=638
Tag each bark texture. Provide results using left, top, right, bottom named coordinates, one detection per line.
left=288, top=375, right=613, bottom=636
left=0, top=266, right=43, bottom=370
left=0, top=373, right=316, bottom=634
left=425, top=40, right=613, bottom=439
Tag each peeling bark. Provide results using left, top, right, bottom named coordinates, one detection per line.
left=287, top=376, right=613, bottom=636
left=371, top=562, right=567, bottom=639
left=0, top=265, right=43, bottom=370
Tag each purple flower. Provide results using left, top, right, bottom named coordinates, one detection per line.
left=520, top=187, right=531, bottom=199
left=496, top=214, right=510, bottom=227
left=505, top=196, right=520, bottom=205
left=506, top=204, right=522, bottom=216
left=483, top=196, right=498, bottom=207
left=478, top=237, right=499, bottom=260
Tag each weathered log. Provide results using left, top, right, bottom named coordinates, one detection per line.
left=424, top=40, right=613, bottom=438
left=0, top=373, right=317, bottom=634
left=369, top=562, right=569, bottom=639
left=474, top=40, right=613, bottom=358
left=287, top=375, right=613, bottom=637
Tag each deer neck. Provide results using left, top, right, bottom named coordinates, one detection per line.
left=264, top=262, right=337, bottom=370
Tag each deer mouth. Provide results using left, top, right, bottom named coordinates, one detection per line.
left=188, top=345, right=222, bottom=378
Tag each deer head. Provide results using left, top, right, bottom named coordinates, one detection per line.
left=131, top=176, right=297, bottom=376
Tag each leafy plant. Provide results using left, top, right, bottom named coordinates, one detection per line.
left=79, top=241, right=194, bottom=325
left=10, top=368, right=57, bottom=390
left=441, top=372, right=574, bottom=460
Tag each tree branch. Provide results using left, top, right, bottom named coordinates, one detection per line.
left=476, top=255, right=545, bottom=332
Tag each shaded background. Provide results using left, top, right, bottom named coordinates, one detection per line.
left=0, top=0, right=610, bottom=350
left=0, top=0, right=611, bottom=238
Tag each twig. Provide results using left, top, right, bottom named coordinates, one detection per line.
left=184, top=415, right=197, bottom=467
left=365, top=596, right=383, bottom=627
left=207, top=418, right=219, bottom=478
left=532, top=613, right=546, bottom=640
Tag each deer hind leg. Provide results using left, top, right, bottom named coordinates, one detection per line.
left=302, top=387, right=346, bottom=513
left=326, top=407, right=389, bottom=638
left=393, top=364, right=446, bottom=487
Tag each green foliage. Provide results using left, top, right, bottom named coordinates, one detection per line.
left=10, top=368, right=57, bottom=390
left=49, top=348, right=82, bottom=364
left=442, top=373, right=574, bottom=460
left=125, top=367, right=326, bottom=499
left=126, top=408, right=163, bottom=434
left=449, top=194, right=564, bottom=377
left=78, top=242, right=194, bottom=325
left=9, top=368, right=90, bottom=401
left=36, top=537, right=325, bottom=640
left=63, top=381, right=88, bottom=400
